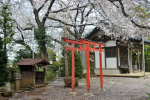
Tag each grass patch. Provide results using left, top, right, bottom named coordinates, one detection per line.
left=12, top=93, right=16, bottom=96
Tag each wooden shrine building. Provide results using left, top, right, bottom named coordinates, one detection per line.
left=14, top=58, right=49, bottom=87
left=85, top=27, right=150, bottom=75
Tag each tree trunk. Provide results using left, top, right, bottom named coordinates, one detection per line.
left=40, top=45, right=48, bottom=60
left=3, top=13, right=6, bottom=52
left=64, top=49, right=68, bottom=77
left=35, top=23, right=48, bottom=60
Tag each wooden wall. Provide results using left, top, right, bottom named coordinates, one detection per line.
left=21, top=71, right=34, bottom=87
left=35, top=72, right=45, bottom=84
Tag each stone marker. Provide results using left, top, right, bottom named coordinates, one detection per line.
left=13, top=73, right=22, bottom=92
left=5, top=82, right=11, bottom=92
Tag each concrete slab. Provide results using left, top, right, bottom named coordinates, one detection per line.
left=96, top=72, right=150, bottom=78
left=69, top=92, right=77, bottom=95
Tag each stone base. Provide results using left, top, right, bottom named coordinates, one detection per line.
left=69, top=92, right=77, bottom=95
left=84, top=92, right=92, bottom=96
left=99, top=88, right=106, bottom=91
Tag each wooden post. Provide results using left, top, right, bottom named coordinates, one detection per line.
left=141, top=46, right=143, bottom=72
left=128, top=44, right=133, bottom=74
left=33, top=66, right=35, bottom=87
left=72, top=43, right=75, bottom=92
left=138, top=45, right=140, bottom=71
left=99, top=46, right=103, bottom=89
left=44, top=66, right=46, bottom=86
left=86, top=43, right=90, bottom=92
left=130, top=48, right=133, bottom=74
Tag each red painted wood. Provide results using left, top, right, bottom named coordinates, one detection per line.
left=65, top=47, right=104, bottom=52
left=72, top=43, right=75, bottom=92
left=99, top=46, right=103, bottom=89
left=62, top=38, right=85, bottom=45
left=80, top=39, right=105, bottom=46
left=86, top=43, right=90, bottom=92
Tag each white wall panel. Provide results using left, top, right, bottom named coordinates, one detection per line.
left=95, top=51, right=105, bottom=68
left=106, top=58, right=117, bottom=68
left=106, top=41, right=116, bottom=47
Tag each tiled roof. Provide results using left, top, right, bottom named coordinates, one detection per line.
left=128, top=37, right=142, bottom=41
left=85, top=27, right=150, bottom=45
left=14, top=58, right=49, bottom=66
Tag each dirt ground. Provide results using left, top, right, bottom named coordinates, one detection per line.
left=1, top=76, right=150, bottom=100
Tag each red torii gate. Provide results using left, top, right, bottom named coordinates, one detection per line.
left=62, top=38, right=105, bottom=93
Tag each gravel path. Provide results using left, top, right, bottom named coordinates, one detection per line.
left=1, top=77, right=150, bottom=100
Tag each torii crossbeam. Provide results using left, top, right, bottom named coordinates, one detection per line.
left=62, top=38, right=105, bottom=93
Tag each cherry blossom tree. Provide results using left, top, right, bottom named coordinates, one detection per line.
left=1, top=0, right=149, bottom=56
left=0, top=0, right=150, bottom=77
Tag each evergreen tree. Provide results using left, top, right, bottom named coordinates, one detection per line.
left=68, top=51, right=83, bottom=78
left=0, top=5, right=14, bottom=52
left=0, top=37, right=9, bottom=86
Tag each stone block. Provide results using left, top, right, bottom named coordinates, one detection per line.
left=64, top=77, right=79, bottom=87
left=13, top=73, right=22, bottom=80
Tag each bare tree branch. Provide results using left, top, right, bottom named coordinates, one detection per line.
left=29, top=0, right=41, bottom=24
left=45, top=25, right=63, bottom=28
left=108, top=0, right=150, bottom=29
left=42, top=0, right=55, bottom=24
left=118, top=0, right=129, bottom=17
left=13, top=38, right=37, bottom=56
left=66, top=27, right=75, bottom=37
left=52, top=6, right=72, bottom=13
left=23, top=27, right=33, bottom=30
left=74, top=4, right=79, bottom=22
left=38, top=0, right=49, bottom=11
left=51, top=4, right=89, bottom=13
left=44, top=16, right=74, bottom=26
left=47, top=36, right=63, bottom=45
left=131, top=20, right=150, bottom=29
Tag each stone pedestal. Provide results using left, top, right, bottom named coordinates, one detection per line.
left=13, top=73, right=22, bottom=92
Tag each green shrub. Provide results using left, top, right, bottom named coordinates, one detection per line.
left=46, top=71, right=55, bottom=81
left=68, top=51, right=83, bottom=79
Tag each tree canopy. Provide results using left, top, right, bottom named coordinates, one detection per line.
left=0, top=0, right=150, bottom=60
